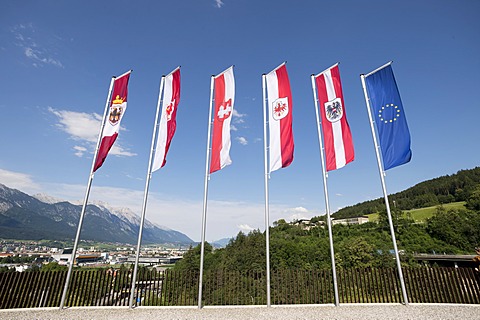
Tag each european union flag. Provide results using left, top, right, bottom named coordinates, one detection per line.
left=365, top=64, right=411, bottom=170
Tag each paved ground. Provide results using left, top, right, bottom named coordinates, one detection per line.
left=1, top=304, right=479, bottom=320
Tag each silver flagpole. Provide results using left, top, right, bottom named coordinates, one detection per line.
left=262, top=74, right=272, bottom=307
left=198, top=75, right=215, bottom=309
left=310, top=74, right=339, bottom=306
left=59, top=76, right=115, bottom=309
left=128, top=76, right=165, bottom=308
left=360, top=73, right=409, bottom=305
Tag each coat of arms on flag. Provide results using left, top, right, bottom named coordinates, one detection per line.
left=109, top=95, right=125, bottom=125
left=324, top=97, right=343, bottom=123
left=216, top=98, right=233, bottom=121
left=272, top=97, right=289, bottom=121
left=166, top=99, right=175, bottom=121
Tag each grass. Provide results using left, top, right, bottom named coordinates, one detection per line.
left=366, top=201, right=467, bottom=223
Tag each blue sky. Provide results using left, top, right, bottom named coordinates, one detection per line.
left=1, top=0, right=479, bottom=242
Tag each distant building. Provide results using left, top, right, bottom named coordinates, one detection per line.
left=332, top=216, right=369, bottom=226
left=51, top=248, right=73, bottom=265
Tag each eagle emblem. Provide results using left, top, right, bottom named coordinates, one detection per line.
left=324, top=98, right=343, bottom=123
left=109, top=95, right=125, bottom=125
left=272, top=97, right=289, bottom=121
left=166, top=99, right=175, bottom=121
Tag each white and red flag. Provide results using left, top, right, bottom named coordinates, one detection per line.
left=314, top=64, right=354, bottom=171
left=210, top=66, right=235, bottom=173
left=266, top=63, right=294, bottom=172
left=152, top=67, right=181, bottom=172
left=93, top=70, right=131, bottom=172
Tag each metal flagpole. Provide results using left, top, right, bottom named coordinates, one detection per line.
left=262, top=74, right=272, bottom=307
left=59, top=76, right=115, bottom=309
left=360, top=73, right=409, bottom=305
left=198, top=75, right=215, bottom=309
left=128, top=76, right=165, bottom=308
left=310, top=74, right=339, bottom=306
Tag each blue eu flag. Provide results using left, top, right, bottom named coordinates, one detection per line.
left=365, top=64, right=411, bottom=170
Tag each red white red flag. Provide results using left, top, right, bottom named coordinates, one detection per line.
left=152, top=67, right=181, bottom=172
left=266, top=63, right=294, bottom=172
left=314, top=64, right=354, bottom=171
left=93, top=70, right=131, bottom=172
left=210, top=66, right=235, bottom=173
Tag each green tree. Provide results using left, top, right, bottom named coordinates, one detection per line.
left=41, top=262, right=67, bottom=271
left=335, top=236, right=375, bottom=268
left=426, top=207, right=480, bottom=252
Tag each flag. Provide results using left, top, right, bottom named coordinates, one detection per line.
left=93, top=70, right=131, bottom=172
left=266, top=63, right=294, bottom=172
left=365, top=64, right=411, bottom=170
left=152, top=67, right=181, bottom=172
left=210, top=66, right=235, bottom=173
left=314, top=64, right=354, bottom=171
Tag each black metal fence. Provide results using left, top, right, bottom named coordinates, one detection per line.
left=0, top=267, right=479, bottom=309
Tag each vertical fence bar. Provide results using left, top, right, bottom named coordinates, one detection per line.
left=463, top=268, right=474, bottom=303
left=17, top=271, right=32, bottom=308
left=431, top=268, right=444, bottom=303
left=466, top=268, right=480, bottom=303
left=409, top=268, right=418, bottom=303
left=444, top=268, right=458, bottom=303
left=6, top=272, right=21, bottom=308
left=28, top=271, right=40, bottom=308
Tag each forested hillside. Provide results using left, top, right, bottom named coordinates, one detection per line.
left=175, top=205, right=480, bottom=272
left=332, top=167, right=480, bottom=219
left=174, top=168, right=480, bottom=272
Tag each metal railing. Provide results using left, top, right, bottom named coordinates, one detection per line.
left=0, top=267, right=478, bottom=309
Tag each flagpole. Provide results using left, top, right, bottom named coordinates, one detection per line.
left=262, top=74, right=272, bottom=307
left=365, top=61, right=393, bottom=78
left=128, top=76, right=165, bottom=308
left=198, top=75, right=215, bottom=309
left=310, top=74, right=339, bottom=306
left=59, top=76, right=115, bottom=309
left=360, top=73, right=409, bottom=305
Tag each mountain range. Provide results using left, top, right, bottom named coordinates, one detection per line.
left=0, top=183, right=194, bottom=245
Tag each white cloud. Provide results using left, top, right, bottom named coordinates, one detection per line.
left=233, top=109, right=246, bottom=124
left=236, top=137, right=248, bottom=145
left=73, top=146, right=87, bottom=157
left=282, top=206, right=312, bottom=222
left=0, top=169, right=41, bottom=193
left=49, top=108, right=101, bottom=143
left=214, top=0, right=224, bottom=8
left=49, top=107, right=135, bottom=157
left=233, top=109, right=246, bottom=119
left=231, top=124, right=238, bottom=131
left=25, top=47, right=63, bottom=68
left=11, top=24, right=64, bottom=68
left=238, top=224, right=255, bottom=233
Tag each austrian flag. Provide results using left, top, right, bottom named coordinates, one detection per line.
left=210, top=66, right=235, bottom=173
left=266, top=63, right=294, bottom=172
left=93, top=70, right=132, bottom=172
left=314, top=64, right=354, bottom=171
left=152, top=67, right=181, bottom=172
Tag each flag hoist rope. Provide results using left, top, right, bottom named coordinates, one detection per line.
left=128, top=76, right=165, bottom=308
left=59, top=76, right=115, bottom=309
left=310, top=72, right=339, bottom=306
left=361, top=70, right=409, bottom=305
left=261, top=74, right=272, bottom=307
left=198, top=75, right=215, bottom=308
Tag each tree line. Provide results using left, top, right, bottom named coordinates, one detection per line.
left=174, top=167, right=480, bottom=273
left=332, top=167, right=480, bottom=218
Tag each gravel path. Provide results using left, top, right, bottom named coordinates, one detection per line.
left=1, top=304, right=479, bottom=320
